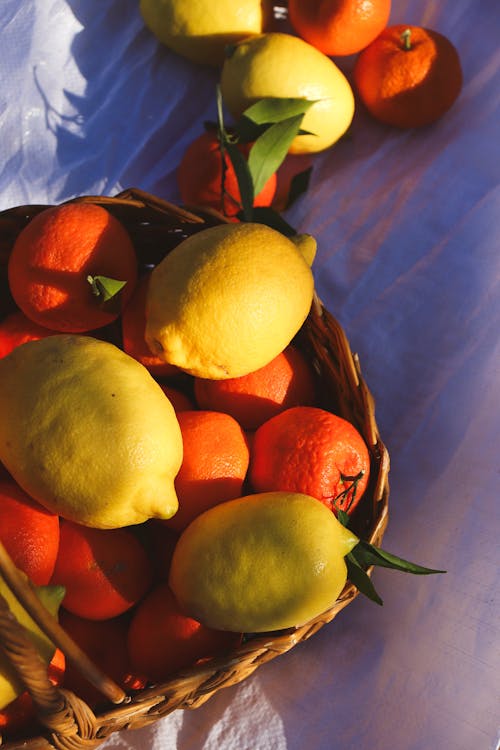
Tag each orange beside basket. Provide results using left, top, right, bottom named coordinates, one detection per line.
left=0, top=189, right=389, bottom=749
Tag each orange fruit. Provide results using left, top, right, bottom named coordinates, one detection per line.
left=8, top=203, right=138, bottom=332
left=127, top=582, right=241, bottom=683
left=250, top=406, right=370, bottom=516
left=164, top=410, right=250, bottom=533
left=288, top=0, right=391, bottom=57
left=193, top=345, right=317, bottom=430
left=353, top=25, right=463, bottom=128
left=0, top=310, right=56, bottom=358
left=121, top=272, right=178, bottom=377
left=51, top=520, right=153, bottom=620
left=160, top=384, right=195, bottom=412
left=59, top=611, right=141, bottom=708
left=0, top=649, right=65, bottom=737
left=0, top=479, right=60, bottom=585
left=177, top=130, right=277, bottom=219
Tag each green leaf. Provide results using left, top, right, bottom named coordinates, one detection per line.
left=242, top=97, right=317, bottom=125
left=236, top=120, right=315, bottom=144
left=224, top=140, right=254, bottom=221
left=346, top=553, right=383, bottom=606
left=248, top=115, right=305, bottom=196
left=244, top=207, right=297, bottom=237
left=235, top=97, right=317, bottom=143
left=87, top=275, right=127, bottom=303
left=352, top=540, right=446, bottom=576
left=285, top=166, right=313, bottom=209
left=336, top=509, right=350, bottom=528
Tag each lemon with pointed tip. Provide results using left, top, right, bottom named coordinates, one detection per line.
left=291, top=233, right=317, bottom=265
left=145, top=222, right=315, bottom=379
left=0, top=335, right=183, bottom=529
left=169, top=491, right=359, bottom=632
left=0, top=572, right=65, bottom=709
left=220, top=32, right=355, bottom=154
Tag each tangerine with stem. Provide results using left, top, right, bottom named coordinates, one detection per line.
left=8, top=203, right=138, bottom=332
left=353, top=24, right=463, bottom=128
left=249, top=406, right=370, bottom=516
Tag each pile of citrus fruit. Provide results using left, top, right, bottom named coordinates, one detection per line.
left=0, top=0, right=452, bottom=740
left=0, top=199, right=442, bottom=741
left=155, top=0, right=464, bottom=219
left=0, top=201, right=371, bottom=733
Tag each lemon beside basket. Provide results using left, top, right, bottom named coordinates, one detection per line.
left=0, top=189, right=389, bottom=749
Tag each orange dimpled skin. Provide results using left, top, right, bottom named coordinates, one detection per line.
left=288, top=0, right=391, bottom=57
left=194, top=345, right=317, bottom=430
left=353, top=25, right=463, bottom=128
left=0, top=479, right=60, bottom=585
left=164, top=410, right=250, bottom=533
left=250, top=406, right=370, bottom=516
left=50, top=521, right=153, bottom=620
left=8, top=203, right=138, bottom=332
left=127, top=583, right=241, bottom=683
left=0, top=310, right=57, bottom=358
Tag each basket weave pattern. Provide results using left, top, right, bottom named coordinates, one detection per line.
left=0, top=189, right=389, bottom=749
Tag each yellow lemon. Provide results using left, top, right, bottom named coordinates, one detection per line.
left=0, top=335, right=183, bottom=529
left=145, top=222, right=315, bottom=379
left=139, top=0, right=273, bottom=66
left=169, top=491, right=359, bottom=632
left=220, top=32, right=355, bottom=154
left=291, top=232, right=317, bottom=265
left=0, top=573, right=64, bottom=710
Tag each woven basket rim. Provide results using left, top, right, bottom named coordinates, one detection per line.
left=0, top=189, right=390, bottom=749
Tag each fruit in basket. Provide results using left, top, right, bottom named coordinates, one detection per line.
left=0, top=572, right=65, bottom=710
left=0, top=480, right=60, bottom=586
left=145, top=222, right=315, bottom=379
left=220, top=32, right=355, bottom=154
left=193, top=344, right=317, bottom=430
left=0, top=311, right=56, bottom=358
left=177, top=129, right=277, bottom=218
left=290, top=232, right=317, bottom=267
left=127, top=583, right=241, bottom=682
left=121, top=272, right=179, bottom=377
left=139, top=0, right=273, bottom=66
left=8, top=203, right=138, bottom=333
left=250, top=406, right=370, bottom=516
left=0, top=648, right=65, bottom=735
left=163, top=410, right=250, bottom=532
left=50, top=521, right=153, bottom=620
left=0, top=335, right=183, bottom=528
left=169, top=491, right=359, bottom=632
left=59, top=611, right=138, bottom=707
left=288, top=0, right=391, bottom=57
left=352, top=25, right=463, bottom=128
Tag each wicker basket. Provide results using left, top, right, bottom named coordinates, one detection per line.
left=0, top=189, right=389, bottom=749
